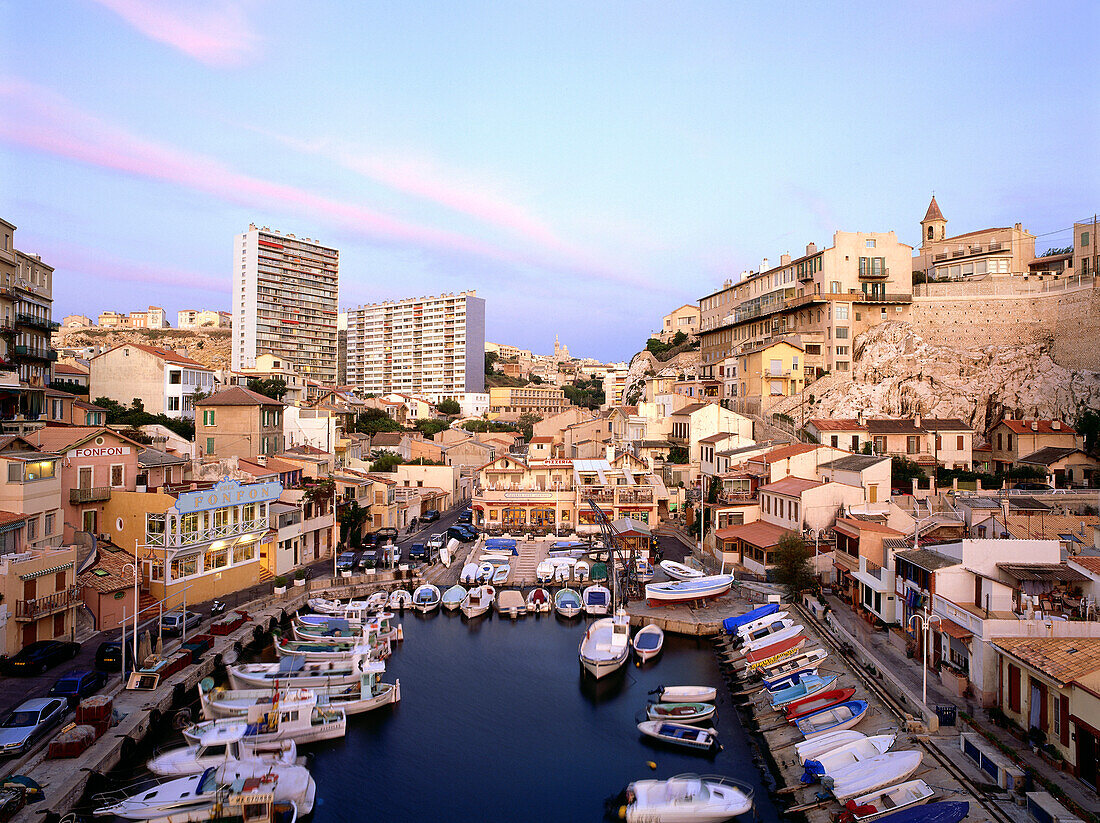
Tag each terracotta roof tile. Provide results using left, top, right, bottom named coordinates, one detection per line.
left=759, top=476, right=822, bottom=496
left=998, top=419, right=1077, bottom=435
left=809, top=418, right=863, bottom=432
left=992, top=637, right=1100, bottom=686
left=197, top=386, right=282, bottom=407
left=923, top=196, right=944, bottom=222
left=714, top=520, right=790, bottom=547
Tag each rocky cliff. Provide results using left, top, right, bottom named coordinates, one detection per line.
left=622, top=349, right=701, bottom=405
left=56, top=327, right=232, bottom=371
left=768, top=321, right=1100, bottom=433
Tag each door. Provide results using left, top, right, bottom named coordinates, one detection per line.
left=82, top=509, right=98, bottom=534
left=1078, top=727, right=1098, bottom=790
left=78, top=466, right=93, bottom=489
left=22, top=622, right=37, bottom=648
left=869, top=485, right=878, bottom=504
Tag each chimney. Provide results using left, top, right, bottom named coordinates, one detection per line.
left=856, top=410, right=865, bottom=426
left=780, top=253, right=791, bottom=266
left=1031, top=421, right=1038, bottom=431
left=1052, top=420, right=1061, bottom=430
left=257, top=455, right=267, bottom=466
left=914, top=413, right=921, bottom=428
left=760, top=258, right=770, bottom=272
left=806, top=242, right=817, bottom=256
left=606, top=444, right=615, bottom=462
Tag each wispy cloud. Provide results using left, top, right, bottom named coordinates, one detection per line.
left=88, top=0, right=262, bottom=67
left=40, top=238, right=229, bottom=295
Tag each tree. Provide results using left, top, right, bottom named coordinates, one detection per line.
left=773, top=531, right=816, bottom=597
left=1041, top=246, right=1073, bottom=257
left=484, top=351, right=499, bottom=375
left=355, top=407, right=402, bottom=435
left=530, top=374, right=544, bottom=384
left=414, top=418, right=449, bottom=438
left=891, top=456, right=926, bottom=489
left=370, top=450, right=405, bottom=472
left=93, top=396, right=194, bottom=441
left=667, top=446, right=689, bottom=464
left=517, top=412, right=542, bottom=441
left=462, top=419, right=517, bottom=433
left=303, top=478, right=335, bottom=510
left=860, top=442, right=874, bottom=455
left=247, top=377, right=288, bottom=401
left=671, top=330, right=688, bottom=346
left=436, top=398, right=461, bottom=416
left=1076, top=408, right=1100, bottom=456
left=339, top=500, right=370, bottom=548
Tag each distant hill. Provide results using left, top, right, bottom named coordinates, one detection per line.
left=56, top=327, right=232, bottom=371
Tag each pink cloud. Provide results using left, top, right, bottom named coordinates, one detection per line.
left=89, top=0, right=262, bottom=67
left=41, top=239, right=229, bottom=294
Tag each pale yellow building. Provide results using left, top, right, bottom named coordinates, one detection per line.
left=488, top=385, right=570, bottom=419
left=657, top=303, right=701, bottom=342
left=735, top=339, right=804, bottom=412
left=89, top=343, right=216, bottom=418
left=912, top=197, right=1037, bottom=282
left=0, top=521, right=79, bottom=655
left=196, top=386, right=285, bottom=461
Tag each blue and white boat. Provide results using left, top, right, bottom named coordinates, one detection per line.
left=761, top=668, right=816, bottom=692
left=768, top=673, right=838, bottom=710
left=794, top=700, right=868, bottom=739
left=636, top=720, right=720, bottom=752
left=554, top=588, right=582, bottom=618
left=412, top=584, right=441, bottom=613
left=722, top=603, right=780, bottom=634
left=645, top=575, right=733, bottom=606
left=441, top=584, right=466, bottom=611
left=582, top=585, right=611, bottom=615
left=632, top=624, right=664, bottom=662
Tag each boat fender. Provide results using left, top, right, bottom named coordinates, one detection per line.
left=646, top=761, right=656, bottom=770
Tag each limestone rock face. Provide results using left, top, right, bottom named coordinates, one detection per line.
left=768, top=321, right=1100, bottom=433
left=622, top=349, right=700, bottom=406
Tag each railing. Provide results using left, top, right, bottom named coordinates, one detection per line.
left=616, top=488, right=653, bottom=505
left=13, top=345, right=52, bottom=360
left=858, top=267, right=889, bottom=280
left=16, top=313, right=53, bottom=329
left=16, top=586, right=80, bottom=621
left=147, top=517, right=270, bottom=547
left=718, top=491, right=756, bottom=504
left=70, top=486, right=112, bottom=504
left=914, top=273, right=1096, bottom=298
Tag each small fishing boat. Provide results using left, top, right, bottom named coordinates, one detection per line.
left=733, top=612, right=792, bottom=641
left=147, top=724, right=298, bottom=777
left=794, top=730, right=872, bottom=764
left=632, top=624, right=664, bottom=662
left=645, top=702, right=716, bottom=724
left=477, top=562, right=495, bottom=583
left=659, top=559, right=705, bottom=581
left=491, top=564, right=511, bottom=585
left=798, top=734, right=897, bottom=779
left=722, top=603, right=780, bottom=634
left=650, top=685, right=718, bottom=703
left=441, top=584, right=466, bottom=611
left=228, top=654, right=366, bottom=690
left=757, top=648, right=828, bottom=681
left=290, top=619, right=371, bottom=643
left=768, top=674, right=838, bottom=710
left=637, top=721, right=720, bottom=753
left=460, top=563, right=479, bottom=584
left=785, top=688, right=858, bottom=721
left=535, top=560, right=555, bottom=583
left=738, top=635, right=807, bottom=672
left=617, top=774, right=753, bottom=823
left=495, top=589, right=526, bottom=618
left=760, top=667, right=819, bottom=693
left=526, top=587, right=551, bottom=613
left=728, top=623, right=803, bottom=655
left=272, top=635, right=376, bottom=663
left=461, top=585, right=495, bottom=619
left=579, top=609, right=631, bottom=679
left=304, top=599, right=373, bottom=621
left=582, top=584, right=611, bottom=615
left=554, top=559, right=576, bottom=583
left=824, top=751, right=924, bottom=802
left=92, top=767, right=221, bottom=819
left=485, top=538, right=519, bottom=555
left=574, top=560, right=590, bottom=581
left=412, top=584, right=441, bottom=613
left=365, top=591, right=389, bottom=611
left=388, top=589, right=412, bottom=611
left=634, top=557, right=655, bottom=582
left=794, top=700, right=868, bottom=739
left=200, top=666, right=400, bottom=719
left=479, top=552, right=512, bottom=563
left=645, top=575, right=734, bottom=606
left=842, top=782, right=937, bottom=822
left=554, top=587, right=582, bottom=618
left=184, top=691, right=346, bottom=746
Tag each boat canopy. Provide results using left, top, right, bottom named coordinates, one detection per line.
left=590, top=562, right=608, bottom=581
left=723, top=603, right=779, bottom=634
left=278, top=655, right=306, bottom=673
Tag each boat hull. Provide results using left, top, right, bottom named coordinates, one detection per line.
left=645, top=575, right=734, bottom=606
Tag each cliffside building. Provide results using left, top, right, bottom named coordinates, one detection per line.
left=912, top=197, right=1037, bottom=282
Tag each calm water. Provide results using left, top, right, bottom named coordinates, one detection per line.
left=298, top=609, right=781, bottom=822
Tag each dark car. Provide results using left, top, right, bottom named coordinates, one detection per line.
left=161, top=610, right=202, bottom=636
left=335, top=551, right=357, bottom=571
left=1013, top=482, right=1054, bottom=491
left=407, top=543, right=428, bottom=563
left=95, top=640, right=123, bottom=672
left=358, top=550, right=378, bottom=570
left=0, top=640, right=79, bottom=676
left=0, top=698, right=67, bottom=756
left=447, top=525, right=475, bottom=542
left=456, top=509, right=472, bottom=524
left=421, top=510, right=440, bottom=523
left=48, top=668, right=108, bottom=706
left=375, top=527, right=399, bottom=542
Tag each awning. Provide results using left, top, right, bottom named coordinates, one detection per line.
left=20, top=562, right=74, bottom=580
left=938, top=620, right=972, bottom=642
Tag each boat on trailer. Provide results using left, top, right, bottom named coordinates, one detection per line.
left=659, top=559, right=705, bottom=581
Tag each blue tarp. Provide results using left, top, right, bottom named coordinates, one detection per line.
left=722, top=603, right=779, bottom=634
left=278, top=655, right=306, bottom=673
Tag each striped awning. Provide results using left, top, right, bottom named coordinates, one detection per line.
left=20, top=562, right=74, bottom=580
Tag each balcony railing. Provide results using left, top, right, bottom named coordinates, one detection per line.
left=15, top=586, right=80, bottom=621
left=616, top=488, right=654, bottom=505
left=858, top=267, right=889, bottom=280
left=718, top=491, right=756, bottom=504
left=16, top=313, right=53, bottom=330
left=13, top=345, right=52, bottom=361
left=146, top=517, right=270, bottom=547
left=70, top=486, right=112, bottom=504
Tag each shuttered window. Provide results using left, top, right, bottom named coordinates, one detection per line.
left=1008, top=663, right=1021, bottom=712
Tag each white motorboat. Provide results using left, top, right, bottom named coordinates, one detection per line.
left=824, top=751, right=924, bottom=802
left=845, top=779, right=935, bottom=821
left=649, top=685, right=718, bottom=703
left=734, top=617, right=798, bottom=647
left=733, top=611, right=791, bottom=640
left=645, top=575, right=734, bottom=606
left=365, top=591, right=389, bottom=611
left=579, top=608, right=631, bottom=679
left=479, top=552, right=511, bottom=563
left=388, top=589, right=412, bottom=611
left=200, top=665, right=399, bottom=719
left=800, top=734, right=897, bottom=774
left=491, top=564, right=511, bottom=584
left=632, top=624, right=664, bottom=662
left=618, top=774, right=753, bottom=822
left=273, top=635, right=376, bottom=663
left=582, top=584, right=611, bottom=615
left=645, top=702, right=716, bottom=724
left=794, top=730, right=870, bottom=764
left=304, top=599, right=373, bottom=621
left=228, top=654, right=367, bottom=690
left=526, top=587, right=551, bottom=613
left=636, top=721, right=720, bottom=752
left=477, top=562, right=495, bottom=583
left=92, top=768, right=221, bottom=819
left=574, top=560, right=590, bottom=582
left=659, top=559, right=705, bottom=581
left=460, top=563, right=479, bottom=584
left=441, top=584, right=466, bottom=611
left=495, top=589, right=526, bottom=618
left=461, top=585, right=495, bottom=618
left=289, top=619, right=374, bottom=644
left=440, top=538, right=459, bottom=567
left=554, top=587, right=582, bottom=618
left=147, top=723, right=298, bottom=776
left=184, top=691, right=346, bottom=746
left=553, top=558, right=576, bottom=583
left=723, top=624, right=805, bottom=659
left=412, top=584, right=441, bottom=613
left=535, top=559, right=555, bottom=583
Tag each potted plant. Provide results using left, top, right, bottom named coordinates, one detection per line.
left=273, top=576, right=287, bottom=595
left=1028, top=727, right=1046, bottom=753
left=294, top=569, right=307, bottom=587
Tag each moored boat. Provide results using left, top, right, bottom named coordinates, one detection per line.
left=535, top=560, right=555, bottom=582
left=412, top=584, right=441, bottom=613
left=632, top=624, right=664, bottom=662
left=441, top=584, right=466, bottom=611
left=183, top=691, right=346, bottom=746
left=637, top=720, right=720, bottom=753
left=784, top=687, right=858, bottom=720
left=823, top=750, right=924, bottom=802
left=645, top=702, right=716, bottom=724
left=554, top=587, right=582, bottom=618
left=645, top=575, right=734, bottom=606
left=272, top=635, right=376, bottom=663
left=388, top=589, right=412, bottom=611
left=581, top=584, right=611, bottom=615
left=794, top=700, right=868, bottom=739
left=200, top=665, right=399, bottom=719
left=460, top=563, right=479, bottom=584
left=738, top=634, right=807, bottom=672
left=768, top=674, right=838, bottom=710
left=573, top=560, right=590, bottom=581
left=798, top=734, right=896, bottom=779
left=147, top=724, right=298, bottom=777
left=795, top=729, right=871, bottom=764
left=491, top=564, right=511, bottom=585
left=760, top=666, right=820, bottom=692
left=649, top=685, right=718, bottom=703
left=721, top=603, right=780, bottom=635
left=579, top=608, right=630, bottom=679
left=617, top=774, right=753, bottom=823
left=526, top=587, right=551, bottom=613
left=495, top=589, right=526, bottom=618
left=659, top=559, right=705, bottom=581
left=725, top=623, right=804, bottom=657
left=842, top=782, right=937, bottom=822
left=461, top=585, right=495, bottom=619
left=228, top=654, right=367, bottom=690
left=477, top=562, right=495, bottom=583
left=756, top=647, right=828, bottom=681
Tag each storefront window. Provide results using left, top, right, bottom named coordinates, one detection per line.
left=204, top=547, right=228, bottom=571
left=170, top=555, right=198, bottom=580
left=233, top=542, right=255, bottom=564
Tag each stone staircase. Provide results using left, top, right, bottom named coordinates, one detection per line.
left=258, top=566, right=274, bottom=583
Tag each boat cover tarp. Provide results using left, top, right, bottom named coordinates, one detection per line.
left=586, top=590, right=608, bottom=604
left=860, top=801, right=969, bottom=823
left=591, top=562, right=608, bottom=581
left=723, top=603, right=779, bottom=634
left=635, top=634, right=660, bottom=650
left=278, top=655, right=306, bottom=673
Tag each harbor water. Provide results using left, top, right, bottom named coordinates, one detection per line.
left=295, top=608, right=782, bottom=822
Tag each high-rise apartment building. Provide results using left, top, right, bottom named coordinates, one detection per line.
left=1, top=217, right=55, bottom=421
left=232, top=224, right=339, bottom=386
left=346, top=291, right=485, bottom=396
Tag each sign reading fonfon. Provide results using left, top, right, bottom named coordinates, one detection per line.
left=175, top=479, right=284, bottom=514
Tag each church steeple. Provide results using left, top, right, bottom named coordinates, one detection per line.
left=921, top=195, right=946, bottom=246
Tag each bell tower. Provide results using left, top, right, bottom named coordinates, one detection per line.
left=921, top=195, right=947, bottom=247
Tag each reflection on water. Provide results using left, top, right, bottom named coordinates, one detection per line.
left=296, top=607, right=780, bottom=822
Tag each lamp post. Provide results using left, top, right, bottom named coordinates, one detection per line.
left=908, top=611, right=940, bottom=710
left=123, top=562, right=138, bottom=665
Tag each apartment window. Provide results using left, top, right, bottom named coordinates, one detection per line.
left=1083, top=231, right=1091, bottom=247
left=45, top=512, right=55, bottom=536
left=167, top=397, right=180, bottom=411
left=168, top=370, right=181, bottom=384
left=836, top=346, right=849, bottom=356
left=835, top=361, right=849, bottom=371
left=835, top=327, right=849, bottom=339
left=865, top=239, right=876, bottom=248
left=830, top=435, right=839, bottom=448
left=206, top=437, right=215, bottom=455
left=203, top=409, right=215, bottom=426
left=27, top=516, right=38, bottom=540
left=830, top=281, right=841, bottom=293
left=907, top=436, right=919, bottom=454
left=836, top=304, right=849, bottom=320
left=111, top=464, right=124, bottom=487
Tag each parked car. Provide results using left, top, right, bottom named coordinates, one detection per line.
left=0, top=640, right=80, bottom=676
left=358, top=550, right=378, bottom=570
left=456, top=509, right=472, bottom=524
left=95, top=640, right=123, bottom=672
left=161, top=610, right=202, bottom=636
left=375, top=527, right=398, bottom=542
left=407, top=543, right=428, bottom=563
left=1013, top=482, right=1054, bottom=491
left=426, top=533, right=446, bottom=550
left=335, top=551, right=357, bottom=572
left=447, top=525, right=475, bottom=543
left=48, top=668, right=109, bottom=706
left=0, top=698, right=67, bottom=756
left=421, top=510, right=440, bottom=523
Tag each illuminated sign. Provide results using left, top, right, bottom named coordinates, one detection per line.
left=176, top=479, right=283, bottom=514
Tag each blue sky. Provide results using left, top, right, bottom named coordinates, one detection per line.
left=2, top=0, right=1097, bottom=362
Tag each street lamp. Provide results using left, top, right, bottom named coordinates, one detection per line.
left=908, top=610, right=941, bottom=710
left=123, top=562, right=138, bottom=665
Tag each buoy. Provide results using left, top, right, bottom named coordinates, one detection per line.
left=618, top=805, right=627, bottom=819
left=397, top=623, right=404, bottom=641
left=646, top=760, right=657, bottom=770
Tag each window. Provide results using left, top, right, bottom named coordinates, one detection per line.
left=936, top=435, right=942, bottom=450
left=907, top=436, right=919, bottom=454
left=167, top=397, right=180, bottom=411
left=7, top=463, right=20, bottom=483
left=866, top=239, right=876, bottom=248
left=45, top=512, right=55, bottom=536
left=27, top=516, right=38, bottom=540
left=110, top=464, right=124, bottom=487
left=206, top=437, right=215, bottom=455
left=836, top=304, right=849, bottom=320
left=835, top=361, right=849, bottom=371
left=168, top=371, right=181, bottom=385
left=835, top=327, right=849, bottom=339
left=957, top=435, right=964, bottom=450
left=1008, top=663, right=1021, bottom=712
left=830, top=281, right=841, bottom=293
left=836, top=346, right=849, bottom=356
left=873, top=436, right=886, bottom=454
left=202, top=410, right=215, bottom=426
left=1083, top=231, right=1091, bottom=247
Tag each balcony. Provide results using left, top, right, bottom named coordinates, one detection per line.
left=13, top=345, right=52, bottom=361
left=70, top=486, right=112, bottom=504
left=16, top=313, right=53, bottom=330
left=718, top=491, right=756, bottom=505
left=616, top=488, right=654, bottom=506
left=858, top=267, right=889, bottom=281
left=147, top=517, right=270, bottom=547
left=16, top=586, right=81, bottom=621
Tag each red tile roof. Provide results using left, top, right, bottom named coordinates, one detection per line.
left=997, top=419, right=1077, bottom=435
left=923, top=196, right=944, bottom=222
left=125, top=343, right=209, bottom=369
left=23, top=426, right=143, bottom=454
left=714, top=520, right=790, bottom=547
left=809, top=419, right=862, bottom=432
left=760, top=476, right=822, bottom=496
left=758, top=443, right=819, bottom=462
left=197, top=386, right=281, bottom=406
left=52, top=363, right=88, bottom=376
left=835, top=517, right=902, bottom=535
left=0, top=511, right=28, bottom=528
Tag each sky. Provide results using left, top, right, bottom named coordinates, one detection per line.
left=2, top=1, right=1097, bottom=362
